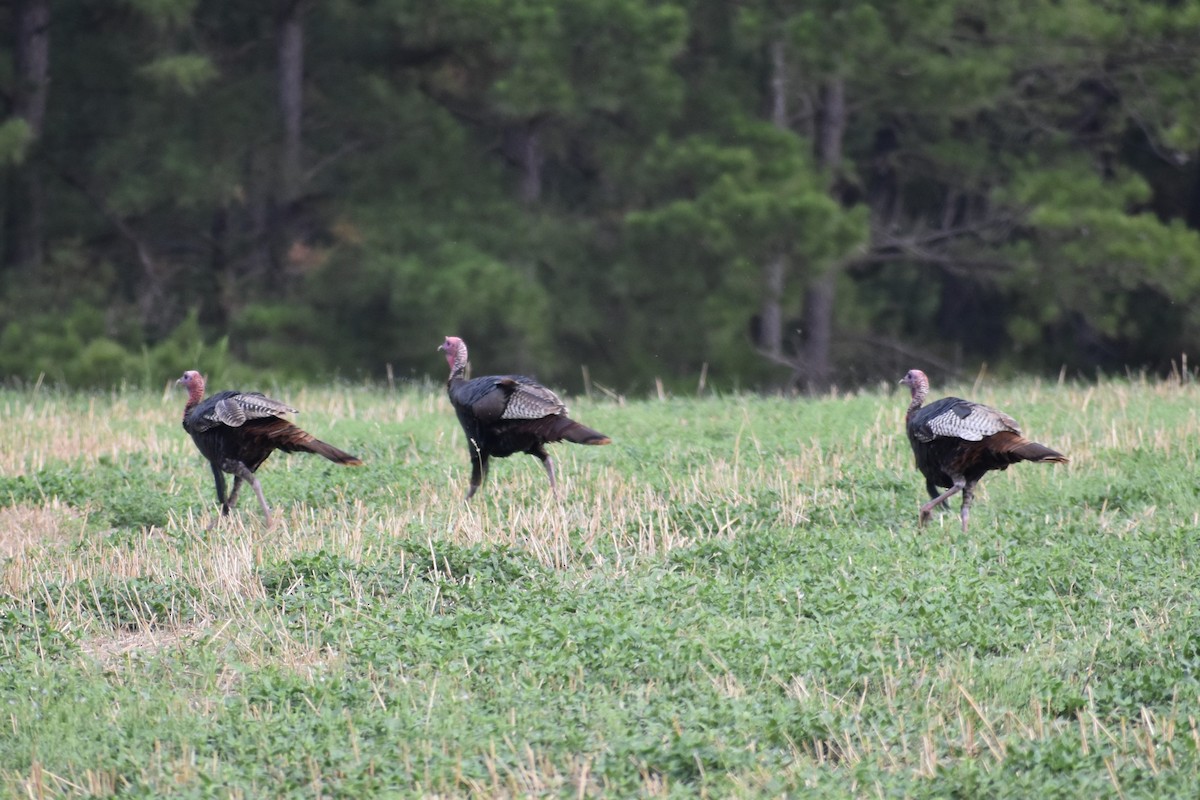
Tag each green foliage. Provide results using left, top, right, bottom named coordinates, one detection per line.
left=0, top=454, right=176, bottom=529
left=621, top=124, right=865, bottom=381
left=2, top=380, right=1200, bottom=795
left=8, top=0, right=1200, bottom=389
left=999, top=159, right=1200, bottom=360
left=0, top=118, right=34, bottom=166
left=0, top=299, right=229, bottom=388
left=0, top=609, right=75, bottom=660
left=137, top=54, right=218, bottom=95
left=77, top=576, right=201, bottom=630
left=121, top=0, right=200, bottom=29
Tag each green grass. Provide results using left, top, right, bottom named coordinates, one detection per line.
left=2, top=375, right=1200, bottom=797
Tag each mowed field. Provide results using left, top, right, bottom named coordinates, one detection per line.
left=2, top=374, right=1200, bottom=797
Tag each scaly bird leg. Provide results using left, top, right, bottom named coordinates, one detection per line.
left=206, top=463, right=229, bottom=531
left=534, top=449, right=558, bottom=498
left=960, top=482, right=977, bottom=532
left=466, top=440, right=487, bottom=500
left=226, top=475, right=243, bottom=512
left=919, top=477, right=966, bottom=527
left=209, top=475, right=246, bottom=532
left=225, top=460, right=272, bottom=527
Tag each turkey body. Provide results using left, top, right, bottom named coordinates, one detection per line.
left=178, top=371, right=362, bottom=526
left=901, top=370, right=1067, bottom=531
left=439, top=337, right=610, bottom=498
left=449, top=375, right=599, bottom=458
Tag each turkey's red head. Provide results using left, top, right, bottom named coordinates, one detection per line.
left=177, top=370, right=206, bottom=410
left=899, top=369, right=929, bottom=402
left=438, top=336, right=468, bottom=374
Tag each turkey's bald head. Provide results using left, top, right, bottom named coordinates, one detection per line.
left=177, top=370, right=204, bottom=390
left=439, top=336, right=468, bottom=375
left=899, top=369, right=929, bottom=403
left=177, top=370, right=207, bottom=412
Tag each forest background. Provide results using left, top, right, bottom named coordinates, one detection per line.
left=4, top=0, right=1200, bottom=393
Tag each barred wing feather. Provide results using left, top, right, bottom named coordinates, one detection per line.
left=913, top=398, right=1019, bottom=443
left=499, top=380, right=567, bottom=420
left=192, top=392, right=299, bottom=432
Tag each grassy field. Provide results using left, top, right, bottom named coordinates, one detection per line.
left=1, top=373, right=1199, bottom=797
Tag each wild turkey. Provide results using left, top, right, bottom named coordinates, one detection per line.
left=177, top=370, right=362, bottom=526
left=900, top=368, right=1067, bottom=531
left=438, top=336, right=611, bottom=499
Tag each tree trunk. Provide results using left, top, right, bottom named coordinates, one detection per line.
left=247, top=150, right=276, bottom=290
left=769, top=39, right=787, bottom=129
left=1187, top=146, right=1200, bottom=232
left=758, top=40, right=788, bottom=359
left=278, top=0, right=305, bottom=205
left=801, top=270, right=836, bottom=392
left=265, top=0, right=305, bottom=286
left=760, top=255, right=785, bottom=358
left=504, top=122, right=544, bottom=206
left=800, top=76, right=848, bottom=393
left=816, top=77, right=846, bottom=172
left=4, top=0, right=51, bottom=272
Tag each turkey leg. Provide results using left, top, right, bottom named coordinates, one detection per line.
left=466, top=443, right=488, bottom=500
left=919, top=476, right=966, bottom=527
left=959, top=482, right=978, bottom=532
left=225, top=475, right=243, bottom=512
left=223, top=459, right=273, bottom=526
left=534, top=449, right=558, bottom=497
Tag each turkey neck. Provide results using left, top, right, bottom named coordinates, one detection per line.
left=183, top=376, right=206, bottom=421
left=905, top=383, right=927, bottom=421
left=447, top=345, right=469, bottom=383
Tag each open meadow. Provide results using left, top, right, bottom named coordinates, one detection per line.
left=2, top=374, right=1200, bottom=797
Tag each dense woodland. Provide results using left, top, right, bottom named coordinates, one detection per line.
left=3, top=0, right=1200, bottom=392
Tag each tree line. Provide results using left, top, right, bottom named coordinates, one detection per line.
left=4, top=0, right=1200, bottom=392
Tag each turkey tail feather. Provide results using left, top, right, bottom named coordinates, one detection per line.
left=560, top=419, right=611, bottom=446
left=1011, top=441, right=1068, bottom=463
left=303, top=438, right=364, bottom=465
left=1003, top=437, right=1068, bottom=463
left=265, top=420, right=362, bottom=464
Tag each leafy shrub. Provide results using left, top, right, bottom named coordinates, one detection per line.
left=0, top=302, right=231, bottom=388
left=0, top=608, right=75, bottom=659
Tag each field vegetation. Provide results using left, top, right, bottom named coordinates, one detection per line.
left=1, top=374, right=1199, bottom=797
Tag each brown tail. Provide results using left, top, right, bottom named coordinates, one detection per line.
left=303, top=438, right=364, bottom=465
left=1008, top=438, right=1068, bottom=464
left=260, top=419, right=363, bottom=464
left=532, top=415, right=610, bottom=445
left=561, top=419, right=611, bottom=445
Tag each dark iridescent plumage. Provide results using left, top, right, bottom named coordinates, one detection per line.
left=438, top=336, right=610, bottom=499
left=900, top=369, right=1067, bottom=531
left=178, top=371, right=362, bottom=526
